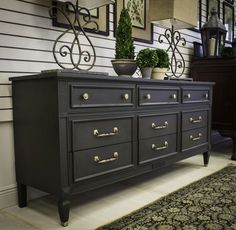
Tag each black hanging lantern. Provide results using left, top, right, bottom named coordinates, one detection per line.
left=201, top=7, right=227, bottom=57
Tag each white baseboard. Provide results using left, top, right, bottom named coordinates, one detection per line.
left=0, top=185, right=48, bottom=210
left=0, top=185, right=17, bottom=209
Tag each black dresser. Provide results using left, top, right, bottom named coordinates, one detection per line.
left=10, top=71, right=214, bottom=226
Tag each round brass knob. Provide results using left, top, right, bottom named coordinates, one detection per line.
left=186, top=93, right=191, bottom=99
left=172, top=94, right=177, bottom=99
left=123, top=93, right=129, bottom=100
left=146, top=94, right=151, bottom=100
left=82, top=93, right=89, bottom=100
left=204, top=93, right=209, bottom=99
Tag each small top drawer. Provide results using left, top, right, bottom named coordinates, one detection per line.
left=182, top=88, right=210, bottom=103
left=139, top=113, right=178, bottom=139
left=138, top=86, right=179, bottom=106
left=70, top=84, right=134, bottom=108
left=72, top=117, right=133, bottom=151
left=182, top=110, right=208, bottom=131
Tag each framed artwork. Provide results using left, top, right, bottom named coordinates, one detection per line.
left=123, top=0, right=146, bottom=29
left=114, top=0, right=153, bottom=44
left=52, top=0, right=110, bottom=36
left=223, top=1, right=234, bottom=43
left=189, top=0, right=202, bottom=32
left=206, top=0, right=220, bottom=20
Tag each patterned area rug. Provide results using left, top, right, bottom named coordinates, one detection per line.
left=97, top=165, right=236, bottom=230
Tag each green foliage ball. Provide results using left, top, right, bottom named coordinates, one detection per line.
left=136, top=48, right=158, bottom=68
left=155, top=48, right=170, bottom=68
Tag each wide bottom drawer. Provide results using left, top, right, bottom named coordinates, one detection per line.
left=73, top=143, right=133, bottom=182
left=139, top=134, right=177, bottom=164
left=182, top=127, right=207, bottom=151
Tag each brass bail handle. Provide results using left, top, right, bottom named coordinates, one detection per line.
left=94, top=152, right=119, bottom=164
left=152, top=141, right=168, bottom=151
left=190, top=133, right=202, bottom=141
left=152, top=121, right=168, bottom=130
left=94, top=127, right=118, bottom=137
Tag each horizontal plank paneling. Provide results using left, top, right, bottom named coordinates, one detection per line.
left=0, top=98, right=12, bottom=109
left=0, top=85, right=11, bottom=97
left=0, top=110, right=13, bottom=122
left=0, top=0, right=232, bottom=118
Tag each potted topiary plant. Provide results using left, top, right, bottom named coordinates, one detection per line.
left=111, top=8, right=136, bottom=77
left=152, top=48, right=170, bottom=80
left=136, top=48, right=158, bottom=79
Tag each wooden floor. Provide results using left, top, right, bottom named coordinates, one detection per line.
left=0, top=142, right=235, bottom=230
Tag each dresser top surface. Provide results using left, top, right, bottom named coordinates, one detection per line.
left=9, top=69, right=215, bottom=86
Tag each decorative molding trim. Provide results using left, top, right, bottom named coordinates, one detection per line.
left=0, top=184, right=17, bottom=209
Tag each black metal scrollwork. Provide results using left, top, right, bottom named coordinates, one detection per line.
left=49, top=1, right=98, bottom=70
left=158, top=26, right=186, bottom=78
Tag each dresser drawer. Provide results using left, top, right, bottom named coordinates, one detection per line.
left=72, top=143, right=133, bottom=182
left=182, top=127, right=207, bottom=151
left=139, top=134, right=177, bottom=164
left=182, top=88, right=210, bottom=103
left=70, top=84, right=134, bottom=108
left=182, top=110, right=208, bottom=131
left=72, top=117, right=132, bottom=151
left=139, top=113, right=178, bottom=139
left=138, top=86, right=179, bottom=106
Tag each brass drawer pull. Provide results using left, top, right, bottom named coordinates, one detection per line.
left=171, top=93, right=177, bottom=99
left=152, top=141, right=168, bottom=151
left=145, top=93, right=151, bottom=100
left=190, top=116, right=202, bottom=123
left=190, top=133, right=202, bottom=141
left=185, top=93, right=191, bottom=99
left=94, top=152, right=119, bottom=164
left=94, top=127, right=118, bottom=137
left=152, top=121, right=168, bottom=130
left=82, top=93, right=89, bottom=100
left=122, top=93, right=129, bottom=100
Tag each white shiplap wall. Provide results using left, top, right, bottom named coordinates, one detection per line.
left=0, top=0, right=234, bottom=208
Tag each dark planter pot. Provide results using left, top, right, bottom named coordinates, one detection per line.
left=141, top=67, right=153, bottom=79
left=111, top=59, right=137, bottom=77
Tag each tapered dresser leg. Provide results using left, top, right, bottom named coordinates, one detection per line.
left=203, top=151, right=210, bottom=166
left=231, top=136, right=236, bottom=161
left=58, top=198, right=70, bottom=227
left=17, top=183, right=27, bottom=208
